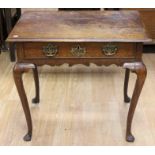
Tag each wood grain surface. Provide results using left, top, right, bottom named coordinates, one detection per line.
left=123, top=9, right=155, bottom=40
left=7, top=11, right=151, bottom=42
left=22, top=42, right=136, bottom=59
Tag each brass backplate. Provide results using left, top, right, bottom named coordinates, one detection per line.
left=43, top=43, right=58, bottom=57
left=71, top=45, right=86, bottom=57
left=102, top=43, right=118, bottom=56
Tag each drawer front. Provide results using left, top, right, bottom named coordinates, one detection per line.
left=23, top=42, right=136, bottom=59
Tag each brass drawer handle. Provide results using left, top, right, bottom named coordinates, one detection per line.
left=102, top=43, right=118, bottom=56
left=71, top=45, right=86, bottom=57
left=43, top=43, right=58, bottom=57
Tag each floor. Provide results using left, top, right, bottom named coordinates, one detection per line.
left=0, top=52, right=155, bottom=145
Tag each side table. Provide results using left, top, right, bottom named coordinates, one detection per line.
left=7, top=11, right=151, bottom=142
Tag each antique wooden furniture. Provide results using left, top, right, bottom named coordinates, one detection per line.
left=0, top=10, right=2, bottom=54
left=135, top=9, right=155, bottom=45
left=59, top=8, right=100, bottom=11
left=0, top=8, right=21, bottom=60
left=0, top=9, right=6, bottom=53
left=121, top=9, right=155, bottom=45
left=7, top=11, right=151, bottom=142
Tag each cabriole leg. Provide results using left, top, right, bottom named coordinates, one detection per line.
left=123, top=62, right=147, bottom=142
left=13, top=63, right=39, bottom=141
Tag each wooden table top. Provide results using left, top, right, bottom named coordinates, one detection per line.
left=7, top=11, right=151, bottom=43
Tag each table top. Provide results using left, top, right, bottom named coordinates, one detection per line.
left=7, top=11, right=151, bottom=43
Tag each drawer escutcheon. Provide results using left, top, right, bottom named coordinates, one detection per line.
left=71, top=45, right=86, bottom=57
left=43, top=43, right=58, bottom=57
left=102, top=43, right=118, bottom=56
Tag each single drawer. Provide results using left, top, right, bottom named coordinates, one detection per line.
left=22, top=42, right=136, bottom=59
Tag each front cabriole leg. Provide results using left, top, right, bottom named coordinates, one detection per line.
left=13, top=63, right=39, bottom=141
left=123, top=62, right=147, bottom=142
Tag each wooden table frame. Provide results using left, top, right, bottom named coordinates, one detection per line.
left=7, top=11, right=150, bottom=142
left=12, top=45, right=147, bottom=142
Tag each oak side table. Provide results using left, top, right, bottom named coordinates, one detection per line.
left=7, top=11, right=151, bottom=142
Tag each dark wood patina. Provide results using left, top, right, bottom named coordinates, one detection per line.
left=7, top=10, right=151, bottom=142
